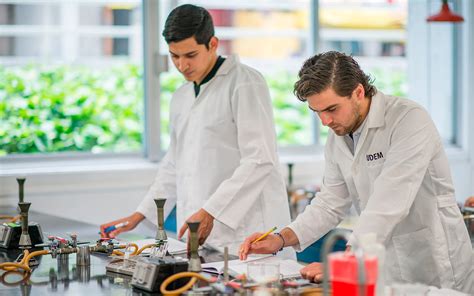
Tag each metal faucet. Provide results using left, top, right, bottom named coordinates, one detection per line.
left=18, top=202, right=32, bottom=249
left=76, top=245, right=91, bottom=266
left=187, top=221, right=201, bottom=272
left=223, top=246, right=229, bottom=282
left=322, top=229, right=366, bottom=296
left=154, top=198, right=167, bottom=242
left=70, top=233, right=78, bottom=248
left=17, top=177, right=26, bottom=203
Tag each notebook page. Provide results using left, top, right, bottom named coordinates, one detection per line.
left=202, top=255, right=304, bottom=279
left=128, top=237, right=187, bottom=255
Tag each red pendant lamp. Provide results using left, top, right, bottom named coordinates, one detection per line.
left=427, top=0, right=464, bottom=22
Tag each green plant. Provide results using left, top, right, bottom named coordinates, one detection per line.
left=370, top=68, right=407, bottom=98
left=0, top=64, right=143, bottom=155
left=0, top=64, right=407, bottom=155
left=159, top=73, right=184, bottom=149
left=266, top=72, right=313, bottom=146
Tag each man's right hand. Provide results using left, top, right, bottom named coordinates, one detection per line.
left=239, top=232, right=283, bottom=260
left=100, top=212, right=145, bottom=238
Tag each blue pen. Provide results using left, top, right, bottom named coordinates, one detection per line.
left=104, top=221, right=129, bottom=233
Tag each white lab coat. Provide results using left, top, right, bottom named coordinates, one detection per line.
left=288, top=91, right=474, bottom=293
left=137, top=55, right=294, bottom=258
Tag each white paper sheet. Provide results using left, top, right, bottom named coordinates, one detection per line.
left=130, top=237, right=187, bottom=255
left=202, top=255, right=304, bottom=279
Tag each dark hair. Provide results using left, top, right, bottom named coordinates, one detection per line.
left=294, top=51, right=376, bottom=102
left=162, top=4, right=214, bottom=49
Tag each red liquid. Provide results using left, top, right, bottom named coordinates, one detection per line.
left=332, top=281, right=375, bottom=296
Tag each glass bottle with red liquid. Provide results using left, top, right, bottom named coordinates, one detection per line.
left=329, top=251, right=378, bottom=296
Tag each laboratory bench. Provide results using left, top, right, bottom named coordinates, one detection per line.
left=1, top=207, right=471, bottom=296
left=0, top=207, right=229, bottom=296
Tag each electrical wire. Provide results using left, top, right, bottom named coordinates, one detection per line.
left=160, top=272, right=214, bottom=295
left=110, top=243, right=139, bottom=256
left=0, top=215, right=20, bottom=223
left=0, top=249, right=49, bottom=273
left=0, top=270, right=31, bottom=286
left=135, top=243, right=155, bottom=255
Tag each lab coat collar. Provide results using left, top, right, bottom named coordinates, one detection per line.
left=215, top=54, right=239, bottom=76
left=366, top=91, right=386, bottom=129
left=351, top=91, right=386, bottom=158
left=194, top=55, right=237, bottom=97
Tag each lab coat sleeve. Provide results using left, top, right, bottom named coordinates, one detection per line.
left=287, top=142, right=353, bottom=251
left=136, top=122, right=177, bottom=224
left=349, top=107, right=440, bottom=246
left=202, top=81, right=279, bottom=230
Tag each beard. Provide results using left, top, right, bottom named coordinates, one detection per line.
left=332, top=101, right=363, bottom=136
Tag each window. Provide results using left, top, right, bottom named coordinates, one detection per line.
left=158, top=0, right=315, bottom=150
left=0, top=1, right=143, bottom=156
left=157, top=0, right=409, bottom=150
left=1, top=0, right=458, bottom=160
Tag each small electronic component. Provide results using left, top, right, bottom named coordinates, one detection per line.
left=0, top=222, right=44, bottom=249
left=105, top=258, right=139, bottom=276
left=131, top=256, right=188, bottom=292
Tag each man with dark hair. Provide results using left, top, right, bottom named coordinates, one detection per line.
left=240, top=51, right=473, bottom=293
left=100, top=4, right=294, bottom=258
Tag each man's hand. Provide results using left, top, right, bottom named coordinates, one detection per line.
left=300, top=262, right=324, bottom=283
left=239, top=233, right=283, bottom=260
left=465, top=196, right=474, bottom=207
left=240, top=227, right=298, bottom=260
left=178, top=208, right=214, bottom=246
left=100, top=212, right=145, bottom=238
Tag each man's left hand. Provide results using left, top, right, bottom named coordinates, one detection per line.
left=465, top=196, right=474, bottom=207
left=178, top=208, right=214, bottom=245
left=300, top=262, right=324, bottom=283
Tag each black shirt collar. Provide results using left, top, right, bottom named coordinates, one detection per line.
left=193, top=55, right=225, bottom=97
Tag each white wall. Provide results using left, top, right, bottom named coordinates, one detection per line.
left=0, top=160, right=155, bottom=225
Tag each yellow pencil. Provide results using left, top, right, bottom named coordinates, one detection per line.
left=252, top=226, right=277, bottom=243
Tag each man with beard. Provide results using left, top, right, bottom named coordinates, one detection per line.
left=240, top=51, right=474, bottom=293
